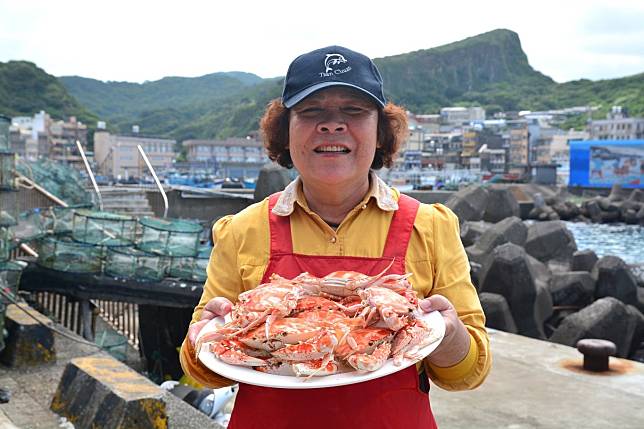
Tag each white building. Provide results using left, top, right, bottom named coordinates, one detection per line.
left=589, top=106, right=644, bottom=140
left=440, top=107, right=485, bottom=125
left=183, top=137, right=269, bottom=179
left=94, top=132, right=175, bottom=179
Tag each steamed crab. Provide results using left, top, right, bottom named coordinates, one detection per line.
left=357, top=286, right=418, bottom=331
left=335, top=327, right=395, bottom=372
left=288, top=259, right=412, bottom=299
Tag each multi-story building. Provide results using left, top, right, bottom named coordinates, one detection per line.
left=479, top=147, right=507, bottom=173
left=533, top=127, right=565, bottom=164
left=48, top=116, right=88, bottom=169
left=94, top=132, right=175, bottom=179
left=507, top=120, right=529, bottom=167
left=440, top=107, right=485, bottom=126
left=183, top=137, right=269, bottom=179
left=8, top=111, right=88, bottom=164
left=547, top=130, right=589, bottom=165
left=589, top=106, right=644, bottom=140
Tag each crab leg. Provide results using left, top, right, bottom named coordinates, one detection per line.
left=271, top=330, right=338, bottom=361
left=293, top=354, right=339, bottom=379
left=210, top=339, right=269, bottom=367
left=346, top=341, right=392, bottom=372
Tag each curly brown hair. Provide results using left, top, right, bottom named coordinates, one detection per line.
left=259, top=99, right=408, bottom=169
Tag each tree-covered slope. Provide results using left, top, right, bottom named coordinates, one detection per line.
left=59, top=71, right=263, bottom=118
left=375, top=29, right=555, bottom=112
left=0, top=61, right=97, bottom=123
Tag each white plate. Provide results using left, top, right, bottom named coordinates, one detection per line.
left=196, top=310, right=445, bottom=389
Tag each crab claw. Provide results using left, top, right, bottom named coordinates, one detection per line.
left=271, top=330, right=338, bottom=361
left=293, top=355, right=339, bottom=379
left=211, top=339, right=269, bottom=367
left=346, top=341, right=392, bottom=372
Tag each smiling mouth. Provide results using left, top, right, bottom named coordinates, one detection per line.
left=314, top=145, right=350, bottom=154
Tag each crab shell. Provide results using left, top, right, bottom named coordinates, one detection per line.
left=357, top=286, right=417, bottom=331
left=335, top=327, right=395, bottom=372
left=238, top=318, right=324, bottom=351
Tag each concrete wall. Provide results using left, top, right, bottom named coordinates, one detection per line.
left=145, top=189, right=455, bottom=224
left=146, top=189, right=254, bottom=224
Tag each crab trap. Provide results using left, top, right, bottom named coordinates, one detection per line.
left=14, top=208, right=49, bottom=242
left=37, top=235, right=104, bottom=273
left=104, top=246, right=168, bottom=282
left=137, top=217, right=203, bottom=257
left=16, top=159, right=93, bottom=206
left=0, top=227, right=15, bottom=262
left=0, top=115, right=9, bottom=151
left=0, top=260, right=25, bottom=304
left=72, top=209, right=136, bottom=247
left=0, top=151, right=16, bottom=191
left=0, top=190, right=18, bottom=228
left=45, top=204, right=94, bottom=235
left=168, top=244, right=212, bottom=282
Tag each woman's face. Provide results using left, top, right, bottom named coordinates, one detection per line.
left=288, top=87, right=378, bottom=189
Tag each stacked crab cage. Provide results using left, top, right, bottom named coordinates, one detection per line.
left=1, top=117, right=223, bottom=413
left=0, top=115, right=27, bottom=353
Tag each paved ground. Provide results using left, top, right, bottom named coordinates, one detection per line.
left=0, top=321, right=222, bottom=429
left=431, top=329, right=644, bottom=429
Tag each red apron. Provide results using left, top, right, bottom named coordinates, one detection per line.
left=228, top=193, right=438, bottom=429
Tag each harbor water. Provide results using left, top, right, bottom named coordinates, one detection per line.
left=564, top=221, right=644, bottom=265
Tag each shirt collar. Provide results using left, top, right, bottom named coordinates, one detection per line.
left=272, top=171, right=399, bottom=216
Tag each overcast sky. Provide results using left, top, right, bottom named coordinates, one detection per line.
left=1, top=0, right=643, bottom=84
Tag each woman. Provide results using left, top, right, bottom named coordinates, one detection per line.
left=180, top=45, right=491, bottom=428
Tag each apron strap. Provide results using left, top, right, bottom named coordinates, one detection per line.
left=269, top=192, right=420, bottom=259
left=268, top=192, right=293, bottom=254
left=382, top=194, right=420, bottom=259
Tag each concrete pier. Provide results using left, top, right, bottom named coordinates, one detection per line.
left=431, top=329, right=644, bottom=429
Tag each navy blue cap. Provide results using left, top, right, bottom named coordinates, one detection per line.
left=282, top=45, right=386, bottom=108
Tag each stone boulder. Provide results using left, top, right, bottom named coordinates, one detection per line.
left=466, top=217, right=527, bottom=266
left=638, top=205, right=644, bottom=226
left=460, top=221, right=490, bottom=248
left=479, top=243, right=552, bottom=339
left=626, top=305, right=644, bottom=358
left=254, top=164, right=292, bottom=202
left=592, top=256, right=638, bottom=306
left=629, top=189, right=644, bottom=203
left=548, top=271, right=595, bottom=308
left=533, top=192, right=545, bottom=209
left=549, top=297, right=636, bottom=357
left=608, top=183, right=625, bottom=202
left=445, top=186, right=489, bottom=223
left=479, top=292, right=518, bottom=333
left=552, top=201, right=580, bottom=221
left=483, top=187, right=520, bottom=223
left=469, top=261, right=482, bottom=291
left=582, top=198, right=603, bottom=223
left=524, top=221, right=577, bottom=269
left=571, top=250, right=598, bottom=272
left=637, top=288, right=644, bottom=314
left=623, top=207, right=640, bottom=224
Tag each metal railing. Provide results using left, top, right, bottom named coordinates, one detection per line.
left=29, top=291, right=140, bottom=350
left=94, top=300, right=140, bottom=348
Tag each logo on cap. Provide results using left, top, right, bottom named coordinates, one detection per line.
left=320, top=53, right=352, bottom=77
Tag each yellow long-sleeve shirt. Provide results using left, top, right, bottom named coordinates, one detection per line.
left=180, top=174, right=491, bottom=391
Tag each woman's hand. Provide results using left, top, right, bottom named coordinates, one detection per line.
left=187, top=297, right=233, bottom=347
left=419, top=294, right=471, bottom=367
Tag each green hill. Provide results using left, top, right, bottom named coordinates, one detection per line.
left=0, top=61, right=97, bottom=124
left=59, top=71, right=263, bottom=119
left=375, top=29, right=555, bottom=112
